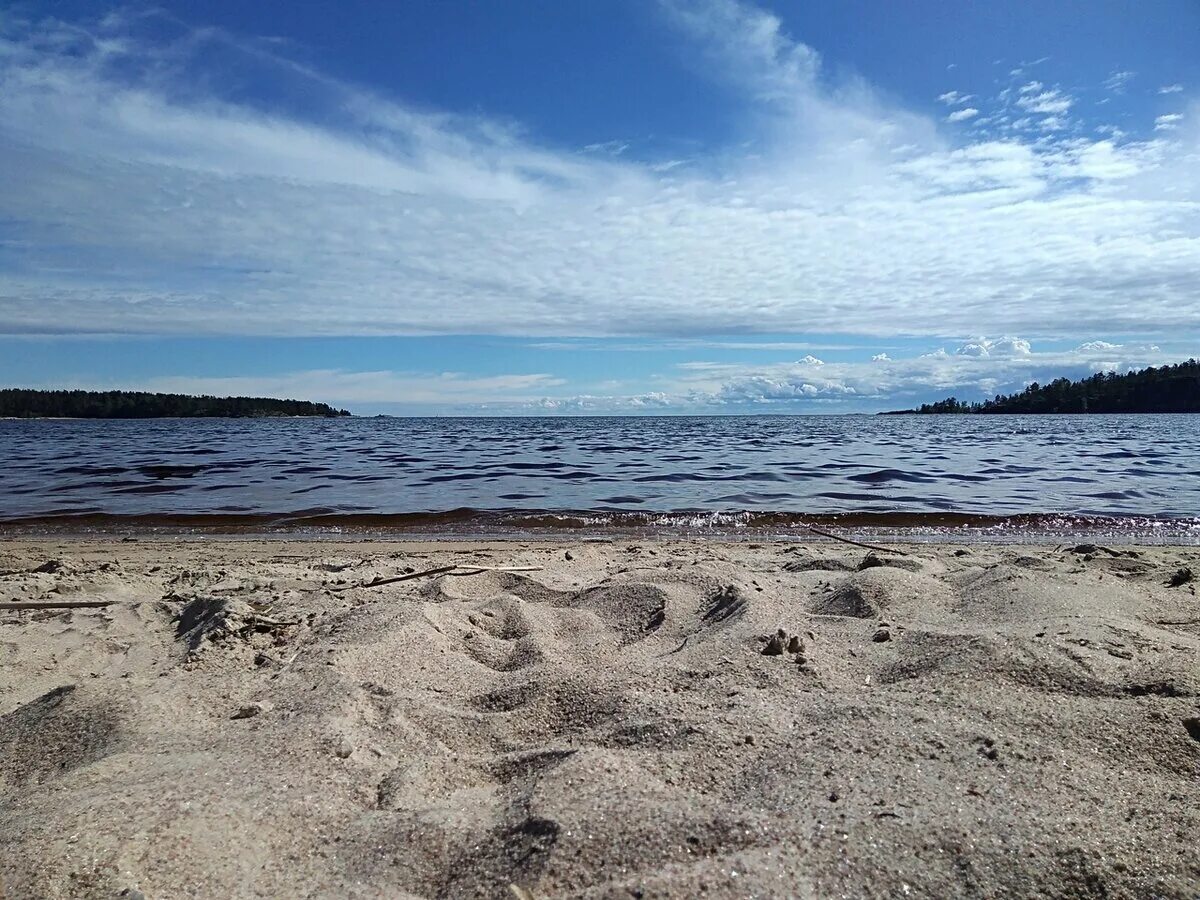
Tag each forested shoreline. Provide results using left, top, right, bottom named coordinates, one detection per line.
left=0, top=389, right=350, bottom=419
left=886, top=360, right=1200, bottom=414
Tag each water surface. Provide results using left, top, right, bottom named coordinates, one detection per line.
left=2, top=415, right=1198, bottom=541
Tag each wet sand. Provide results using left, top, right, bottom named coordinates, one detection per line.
left=1, top=537, right=1198, bottom=898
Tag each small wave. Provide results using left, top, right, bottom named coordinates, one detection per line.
left=848, top=469, right=934, bottom=484
left=109, top=483, right=187, bottom=495
left=135, top=464, right=209, bottom=479
left=53, top=465, right=129, bottom=476
left=1, top=508, right=1196, bottom=544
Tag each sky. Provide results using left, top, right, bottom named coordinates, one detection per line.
left=1, top=0, right=1198, bottom=414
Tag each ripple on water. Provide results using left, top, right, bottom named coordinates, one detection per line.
left=847, top=468, right=935, bottom=484
left=1, top=415, right=1199, bottom=533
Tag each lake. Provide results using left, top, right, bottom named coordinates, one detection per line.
left=2, top=415, right=1198, bottom=541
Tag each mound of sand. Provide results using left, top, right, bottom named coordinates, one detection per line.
left=1, top=538, right=1198, bottom=898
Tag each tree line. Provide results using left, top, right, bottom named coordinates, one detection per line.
left=0, top=389, right=351, bottom=419
left=888, top=359, right=1200, bottom=415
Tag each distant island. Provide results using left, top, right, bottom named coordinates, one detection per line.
left=886, top=359, right=1200, bottom=414
left=0, top=389, right=350, bottom=419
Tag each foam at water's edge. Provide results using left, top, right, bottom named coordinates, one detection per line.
left=1, top=508, right=1198, bottom=544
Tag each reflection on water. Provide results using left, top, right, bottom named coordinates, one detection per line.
left=2, top=415, right=1199, bottom=539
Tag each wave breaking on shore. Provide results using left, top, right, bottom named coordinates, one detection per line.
left=2, top=508, right=1199, bottom=544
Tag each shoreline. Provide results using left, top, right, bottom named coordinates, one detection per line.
left=2, top=537, right=1197, bottom=897
left=2, top=525, right=1198, bottom=547
left=2, top=510, right=1199, bottom=546
left=2, top=531, right=1200, bottom=548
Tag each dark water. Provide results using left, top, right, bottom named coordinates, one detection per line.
left=2, top=415, right=1199, bottom=541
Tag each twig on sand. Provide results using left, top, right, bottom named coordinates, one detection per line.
left=665, top=635, right=691, bottom=655
left=329, top=565, right=459, bottom=591
left=446, top=565, right=543, bottom=577
left=271, top=650, right=301, bottom=679
left=1, top=599, right=115, bottom=611
left=804, top=526, right=908, bottom=556
left=332, top=564, right=543, bottom=591
left=352, top=564, right=456, bottom=592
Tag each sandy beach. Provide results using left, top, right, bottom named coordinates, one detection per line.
left=1, top=536, right=1197, bottom=898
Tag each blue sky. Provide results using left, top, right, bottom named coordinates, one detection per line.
left=1, top=1, right=1198, bottom=413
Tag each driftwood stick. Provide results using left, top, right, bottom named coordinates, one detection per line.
left=331, top=565, right=459, bottom=591
left=1, top=599, right=115, bottom=611
left=804, top=526, right=909, bottom=556
left=333, top=564, right=544, bottom=591
left=446, top=565, right=543, bottom=576
left=664, top=635, right=691, bottom=655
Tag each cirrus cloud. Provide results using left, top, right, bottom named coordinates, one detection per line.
left=0, top=1, right=1197, bottom=346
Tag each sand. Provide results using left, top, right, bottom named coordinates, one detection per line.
left=1, top=537, right=1198, bottom=899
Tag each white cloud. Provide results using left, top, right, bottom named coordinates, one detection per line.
left=0, top=3, right=1198, bottom=345
left=946, top=107, right=979, bottom=123
left=1155, top=113, right=1184, bottom=131
left=937, top=91, right=974, bottom=106
left=657, top=0, right=820, bottom=102
left=583, top=140, right=631, bottom=156
left=39, top=336, right=1184, bottom=414
left=1015, top=87, right=1073, bottom=115
left=1103, top=70, right=1135, bottom=93
left=954, top=336, right=1032, bottom=358
left=651, top=158, right=688, bottom=172
left=518, top=338, right=1186, bottom=413
left=27, top=368, right=567, bottom=408
left=1159, top=84, right=1183, bottom=94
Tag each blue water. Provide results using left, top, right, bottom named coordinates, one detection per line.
left=2, top=415, right=1198, bottom=539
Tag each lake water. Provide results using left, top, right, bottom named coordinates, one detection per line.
left=2, top=415, right=1199, bottom=541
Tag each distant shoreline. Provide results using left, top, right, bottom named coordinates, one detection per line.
left=884, top=359, right=1200, bottom=414
left=0, top=388, right=350, bottom=419
left=0, top=415, right=353, bottom=420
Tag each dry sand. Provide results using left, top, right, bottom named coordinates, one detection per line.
left=1, top=537, right=1198, bottom=899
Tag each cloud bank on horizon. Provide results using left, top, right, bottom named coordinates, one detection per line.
left=0, top=0, right=1197, bottom=412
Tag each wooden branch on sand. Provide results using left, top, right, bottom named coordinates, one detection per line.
left=804, top=526, right=909, bottom=556
left=1, top=599, right=115, bottom=611
left=446, top=565, right=543, bottom=577
left=330, top=564, right=543, bottom=592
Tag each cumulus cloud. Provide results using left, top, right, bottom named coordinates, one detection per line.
left=518, top=338, right=1186, bottom=413
left=35, top=336, right=1185, bottom=412
left=954, top=336, right=1032, bottom=357
left=0, top=2, right=1198, bottom=344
